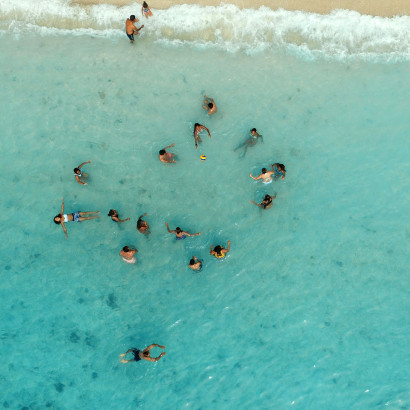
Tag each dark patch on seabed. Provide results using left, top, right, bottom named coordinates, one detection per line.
left=54, top=382, right=65, bottom=393
left=69, top=331, right=80, bottom=343
left=107, top=292, right=119, bottom=309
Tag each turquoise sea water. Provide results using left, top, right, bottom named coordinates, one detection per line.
left=1, top=6, right=410, bottom=409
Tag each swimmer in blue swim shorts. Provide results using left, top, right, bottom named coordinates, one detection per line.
left=120, top=344, right=166, bottom=363
left=165, top=222, right=200, bottom=240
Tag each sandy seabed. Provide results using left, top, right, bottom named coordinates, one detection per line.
left=72, top=0, right=410, bottom=17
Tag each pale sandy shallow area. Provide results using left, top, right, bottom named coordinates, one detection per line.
left=72, top=0, right=410, bottom=17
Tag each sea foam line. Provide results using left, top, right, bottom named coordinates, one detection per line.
left=0, top=1, right=409, bottom=60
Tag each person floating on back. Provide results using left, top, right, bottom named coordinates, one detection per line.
left=251, top=193, right=276, bottom=210
left=234, top=128, right=263, bottom=157
left=120, top=246, right=138, bottom=264
left=193, top=123, right=211, bottom=149
left=126, top=15, right=144, bottom=43
left=210, top=241, right=231, bottom=259
left=141, top=1, right=153, bottom=18
left=120, top=344, right=166, bottom=363
left=73, top=160, right=91, bottom=185
left=250, top=167, right=275, bottom=184
left=108, top=209, right=130, bottom=223
left=271, top=163, right=286, bottom=180
left=202, top=95, right=217, bottom=116
left=189, top=256, right=202, bottom=272
left=159, top=143, right=177, bottom=163
left=137, top=213, right=150, bottom=235
left=165, top=222, right=200, bottom=240
left=53, top=198, right=100, bottom=238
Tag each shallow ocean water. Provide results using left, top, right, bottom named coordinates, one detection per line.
left=0, top=30, right=409, bottom=409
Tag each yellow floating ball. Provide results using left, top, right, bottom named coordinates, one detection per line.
left=200, top=154, right=206, bottom=161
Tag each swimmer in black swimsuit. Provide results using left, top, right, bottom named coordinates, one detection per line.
left=251, top=193, right=276, bottom=210
left=120, top=344, right=166, bottom=363
left=108, top=209, right=130, bottom=223
left=234, top=128, right=263, bottom=158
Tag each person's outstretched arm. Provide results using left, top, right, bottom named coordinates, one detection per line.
left=165, top=222, right=174, bottom=233
left=75, top=175, right=87, bottom=185
left=185, top=231, right=200, bottom=237
left=205, top=126, right=211, bottom=138
left=61, top=222, right=68, bottom=238
left=226, top=241, right=231, bottom=252
left=250, top=200, right=261, bottom=207
left=210, top=245, right=214, bottom=255
left=78, top=160, right=91, bottom=169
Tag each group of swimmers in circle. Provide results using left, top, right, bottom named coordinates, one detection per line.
left=53, top=12, right=287, bottom=361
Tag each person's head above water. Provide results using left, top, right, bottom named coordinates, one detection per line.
left=176, top=227, right=182, bottom=233
left=208, top=102, right=213, bottom=109
left=214, top=245, right=222, bottom=254
left=54, top=214, right=62, bottom=224
left=143, top=1, right=148, bottom=7
left=278, top=163, right=285, bottom=170
left=262, top=168, right=267, bottom=173
left=194, top=123, right=200, bottom=127
left=251, top=128, right=257, bottom=133
left=264, top=194, right=271, bottom=201
left=130, top=15, right=136, bottom=20
left=159, top=149, right=166, bottom=155
left=122, top=246, right=131, bottom=252
left=189, top=258, right=195, bottom=265
left=73, top=168, right=81, bottom=175
left=108, top=209, right=117, bottom=217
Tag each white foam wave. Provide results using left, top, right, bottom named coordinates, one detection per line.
left=1, top=0, right=409, bottom=60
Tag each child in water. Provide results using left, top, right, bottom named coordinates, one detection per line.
left=141, top=2, right=152, bottom=18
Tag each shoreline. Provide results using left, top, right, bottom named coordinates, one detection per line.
left=72, top=0, right=410, bottom=18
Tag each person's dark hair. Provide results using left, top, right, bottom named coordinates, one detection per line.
left=123, top=246, right=130, bottom=252
left=108, top=209, right=116, bottom=216
left=159, top=149, right=166, bottom=155
left=264, top=194, right=271, bottom=200
left=251, top=128, right=257, bottom=132
left=73, top=168, right=81, bottom=174
left=130, top=15, right=136, bottom=20
left=278, top=164, right=286, bottom=171
left=143, top=350, right=149, bottom=356
left=190, top=258, right=195, bottom=265
left=214, top=245, right=222, bottom=255
left=194, top=123, right=200, bottom=127
left=176, top=227, right=181, bottom=233
left=208, top=103, right=213, bottom=109
left=262, top=168, right=267, bottom=173
left=54, top=215, right=61, bottom=225
left=143, top=1, right=148, bottom=7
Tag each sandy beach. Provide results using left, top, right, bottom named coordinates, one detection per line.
left=73, top=0, right=410, bottom=17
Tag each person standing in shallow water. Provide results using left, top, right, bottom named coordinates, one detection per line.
left=125, top=15, right=144, bottom=43
left=189, top=256, right=202, bottom=271
left=120, top=246, right=138, bottom=264
left=120, top=344, right=166, bottom=363
left=210, top=241, right=231, bottom=259
left=73, top=160, right=91, bottom=185
left=159, top=143, right=176, bottom=163
left=193, top=123, right=211, bottom=149
left=234, top=128, right=263, bottom=157
left=202, top=95, right=217, bottom=116
left=137, top=213, right=150, bottom=234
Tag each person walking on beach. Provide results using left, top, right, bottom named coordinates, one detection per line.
left=193, top=123, right=211, bottom=149
left=202, top=95, right=217, bottom=116
left=210, top=241, right=231, bottom=259
left=120, top=246, right=138, bottom=264
left=250, top=168, right=275, bottom=184
left=165, top=223, right=200, bottom=239
left=159, top=143, right=176, bottom=163
left=108, top=209, right=130, bottom=223
left=137, top=213, right=150, bottom=234
left=120, top=344, right=166, bottom=363
left=189, top=256, right=202, bottom=271
left=251, top=193, right=276, bottom=210
left=141, top=1, right=153, bottom=18
left=53, top=198, right=100, bottom=238
left=74, top=160, right=91, bottom=185
left=126, top=15, right=144, bottom=43
left=234, top=128, right=263, bottom=157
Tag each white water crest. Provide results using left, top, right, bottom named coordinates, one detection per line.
left=1, top=0, right=410, bottom=60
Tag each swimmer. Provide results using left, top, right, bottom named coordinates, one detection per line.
left=73, top=160, right=91, bottom=185
left=271, top=163, right=286, bottom=180
left=159, top=143, right=176, bottom=163
left=141, top=1, right=153, bottom=18
left=210, top=241, right=231, bottom=259
left=193, top=123, right=211, bottom=149
left=165, top=222, right=200, bottom=239
left=120, top=344, right=166, bottom=363
left=108, top=209, right=130, bottom=223
left=125, top=15, right=144, bottom=43
left=53, top=198, right=100, bottom=238
left=137, top=213, right=150, bottom=235
left=251, top=193, right=276, bottom=210
left=234, top=128, right=263, bottom=157
left=202, top=95, right=217, bottom=116
left=120, top=246, right=138, bottom=263
left=189, top=256, right=202, bottom=272
left=250, top=168, right=275, bottom=184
